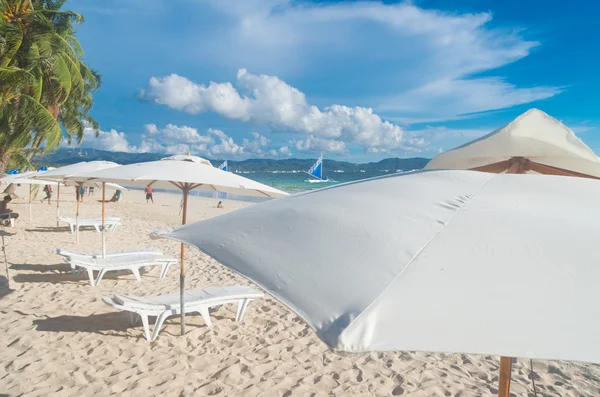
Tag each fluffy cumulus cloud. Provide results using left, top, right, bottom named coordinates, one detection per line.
left=143, top=69, right=414, bottom=153
left=134, top=124, right=291, bottom=158
left=63, top=126, right=138, bottom=153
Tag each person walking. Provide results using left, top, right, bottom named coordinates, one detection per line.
left=41, top=185, right=52, bottom=205
left=145, top=185, right=154, bottom=204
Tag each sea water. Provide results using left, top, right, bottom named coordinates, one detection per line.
left=136, top=171, right=393, bottom=203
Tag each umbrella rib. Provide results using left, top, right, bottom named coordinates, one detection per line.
left=338, top=172, right=498, bottom=337
left=469, top=160, right=510, bottom=174
left=527, top=161, right=600, bottom=180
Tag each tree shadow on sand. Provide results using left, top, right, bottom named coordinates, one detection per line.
left=0, top=275, right=14, bottom=300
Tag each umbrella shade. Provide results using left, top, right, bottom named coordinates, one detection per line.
left=425, top=108, right=600, bottom=179
left=65, top=155, right=287, bottom=333
left=67, top=158, right=287, bottom=198
left=154, top=170, right=600, bottom=364
left=31, top=161, right=121, bottom=243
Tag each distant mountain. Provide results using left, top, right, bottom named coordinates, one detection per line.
left=36, top=149, right=430, bottom=172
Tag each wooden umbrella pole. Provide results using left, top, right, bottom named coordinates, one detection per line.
left=1, top=224, right=9, bottom=289
left=498, top=356, right=512, bottom=397
left=56, top=184, right=60, bottom=228
left=101, top=182, right=106, bottom=258
left=180, top=185, right=189, bottom=336
left=29, top=184, right=32, bottom=221
left=76, top=184, right=81, bottom=244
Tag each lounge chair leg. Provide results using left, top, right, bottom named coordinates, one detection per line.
left=131, top=267, right=142, bottom=281
left=197, top=306, right=212, bottom=328
left=69, top=224, right=75, bottom=234
left=86, top=268, right=95, bottom=285
left=95, top=269, right=107, bottom=286
left=236, top=299, right=253, bottom=322
left=151, top=311, right=171, bottom=341
left=111, top=224, right=119, bottom=233
left=159, top=262, right=173, bottom=278
left=139, top=313, right=151, bottom=341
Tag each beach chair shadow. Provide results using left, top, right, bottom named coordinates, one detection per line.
left=25, top=226, right=72, bottom=233
left=10, top=263, right=72, bottom=272
left=12, top=268, right=142, bottom=284
left=33, top=312, right=136, bottom=338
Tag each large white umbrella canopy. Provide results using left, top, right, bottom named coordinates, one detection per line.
left=154, top=170, right=600, bottom=395
left=68, top=155, right=288, bottom=333
left=33, top=161, right=121, bottom=242
left=425, top=108, right=600, bottom=179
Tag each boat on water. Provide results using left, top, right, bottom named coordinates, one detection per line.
left=305, top=155, right=334, bottom=183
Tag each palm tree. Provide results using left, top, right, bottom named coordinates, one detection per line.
left=0, top=0, right=100, bottom=174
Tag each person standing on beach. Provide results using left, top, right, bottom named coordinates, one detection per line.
left=89, top=186, right=95, bottom=196
left=80, top=186, right=85, bottom=202
left=41, top=185, right=52, bottom=205
left=145, top=185, right=154, bottom=204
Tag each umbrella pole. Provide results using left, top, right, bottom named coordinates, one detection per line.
left=56, top=184, right=60, bottom=228
left=1, top=223, right=9, bottom=288
left=102, top=183, right=106, bottom=258
left=498, top=356, right=512, bottom=397
left=29, top=185, right=32, bottom=221
left=76, top=184, right=81, bottom=244
left=180, top=185, right=189, bottom=336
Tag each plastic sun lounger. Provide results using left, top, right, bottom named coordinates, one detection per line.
left=53, top=247, right=163, bottom=261
left=103, top=286, right=264, bottom=341
left=58, top=216, right=121, bottom=233
left=66, top=254, right=178, bottom=286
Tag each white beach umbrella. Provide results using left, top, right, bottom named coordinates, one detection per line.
left=426, top=108, right=600, bottom=179
left=0, top=169, right=59, bottom=221
left=154, top=170, right=600, bottom=396
left=32, top=161, right=120, bottom=242
left=67, top=154, right=288, bottom=333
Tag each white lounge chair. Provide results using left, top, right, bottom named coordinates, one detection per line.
left=53, top=247, right=163, bottom=261
left=58, top=216, right=121, bottom=233
left=66, top=254, right=178, bottom=286
left=103, top=286, right=264, bottom=341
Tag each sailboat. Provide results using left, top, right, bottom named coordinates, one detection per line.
left=305, top=155, right=333, bottom=183
left=218, top=160, right=228, bottom=172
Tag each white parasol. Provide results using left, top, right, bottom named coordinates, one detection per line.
left=154, top=169, right=600, bottom=396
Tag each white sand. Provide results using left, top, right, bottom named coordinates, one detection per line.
left=1, top=185, right=599, bottom=396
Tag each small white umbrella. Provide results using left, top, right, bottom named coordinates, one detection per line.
left=32, top=161, right=121, bottom=243
left=426, top=108, right=600, bottom=179
left=0, top=169, right=59, bottom=221
left=69, top=154, right=288, bottom=334
left=154, top=170, right=600, bottom=396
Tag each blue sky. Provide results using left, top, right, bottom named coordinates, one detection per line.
left=67, top=0, right=600, bottom=161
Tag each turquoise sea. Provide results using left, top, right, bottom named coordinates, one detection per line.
left=243, top=171, right=392, bottom=194
left=148, top=171, right=396, bottom=203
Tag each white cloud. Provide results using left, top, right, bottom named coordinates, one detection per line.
left=143, top=69, right=414, bottom=153
left=291, top=135, right=347, bottom=154
left=135, top=124, right=292, bottom=158
left=64, top=126, right=138, bottom=153
left=189, top=0, right=559, bottom=120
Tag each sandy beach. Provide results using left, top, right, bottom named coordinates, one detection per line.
left=1, top=185, right=599, bottom=397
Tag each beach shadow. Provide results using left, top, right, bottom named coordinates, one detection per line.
left=12, top=269, right=140, bottom=285
left=0, top=275, right=14, bottom=300
left=33, top=312, right=135, bottom=337
left=10, top=263, right=72, bottom=273
left=0, top=230, right=17, bottom=237
left=25, top=226, right=72, bottom=233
